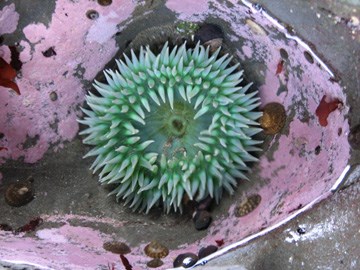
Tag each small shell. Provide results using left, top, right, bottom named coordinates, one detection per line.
left=204, top=38, right=223, bottom=53
left=146, top=258, right=164, bottom=268
left=245, top=19, right=267, bottom=36
left=97, top=0, right=112, bottom=6
left=103, top=241, right=131, bottom=254
left=260, top=103, right=286, bottom=135
left=235, top=194, right=262, bottom=217
left=144, top=241, right=169, bottom=259
left=5, top=177, right=34, bottom=207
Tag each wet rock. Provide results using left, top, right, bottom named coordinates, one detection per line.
left=5, top=177, right=34, bottom=207
left=348, top=125, right=360, bottom=150
left=173, top=253, right=198, bottom=268
left=235, top=194, right=262, bottom=217
left=198, top=245, right=218, bottom=259
left=103, top=241, right=131, bottom=254
left=144, top=241, right=169, bottom=259
left=193, top=210, right=212, bottom=230
left=260, top=102, right=286, bottom=135
left=146, top=258, right=164, bottom=268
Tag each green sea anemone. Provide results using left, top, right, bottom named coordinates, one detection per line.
left=79, top=42, right=262, bottom=213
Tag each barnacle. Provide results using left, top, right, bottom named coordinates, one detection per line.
left=79, top=42, right=262, bottom=213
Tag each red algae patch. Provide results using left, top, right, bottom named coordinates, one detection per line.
left=315, top=95, right=342, bottom=127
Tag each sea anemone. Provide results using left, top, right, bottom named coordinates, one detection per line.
left=79, top=42, right=262, bottom=213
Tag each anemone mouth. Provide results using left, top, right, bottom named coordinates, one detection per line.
left=80, top=41, right=262, bottom=213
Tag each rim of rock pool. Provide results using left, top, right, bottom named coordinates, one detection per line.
left=0, top=1, right=352, bottom=269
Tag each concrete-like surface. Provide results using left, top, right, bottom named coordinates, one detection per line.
left=0, top=0, right=359, bottom=269
left=204, top=175, right=360, bottom=269
left=203, top=0, right=360, bottom=268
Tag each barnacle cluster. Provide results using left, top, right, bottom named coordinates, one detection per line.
left=79, top=42, right=262, bottom=213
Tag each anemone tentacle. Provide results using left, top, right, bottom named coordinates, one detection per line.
left=80, top=42, right=262, bottom=213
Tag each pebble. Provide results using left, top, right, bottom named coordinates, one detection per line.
left=173, top=253, right=198, bottom=268
left=103, top=241, right=131, bottom=254
left=146, top=258, right=164, bottom=268
left=193, top=210, right=212, bottom=230
left=198, top=245, right=218, bottom=259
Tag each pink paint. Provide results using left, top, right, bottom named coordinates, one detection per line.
left=0, top=4, right=19, bottom=35
left=165, top=0, right=209, bottom=19
left=242, top=44, right=253, bottom=58
left=0, top=0, right=135, bottom=164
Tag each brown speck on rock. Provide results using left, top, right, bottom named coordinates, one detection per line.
left=303, top=51, right=314, bottom=64
left=49, top=91, right=58, bottom=101
left=97, top=0, right=112, bottom=6
left=5, top=177, right=34, bottom=207
left=146, top=258, right=164, bottom=268
left=86, top=10, right=99, bottom=20
left=279, top=48, right=288, bottom=60
left=103, top=241, right=131, bottom=254
left=235, top=194, right=262, bottom=217
left=260, top=102, right=286, bottom=135
left=144, top=241, right=169, bottom=259
left=42, top=47, right=57, bottom=58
